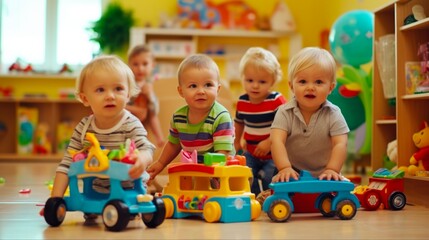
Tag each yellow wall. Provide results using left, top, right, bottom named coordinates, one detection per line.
left=117, top=0, right=392, bottom=48
left=0, top=0, right=392, bottom=98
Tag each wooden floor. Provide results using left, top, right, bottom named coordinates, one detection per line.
left=1, top=161, right=428, bottom=240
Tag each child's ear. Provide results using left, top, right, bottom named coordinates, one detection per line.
left=177, top=86, right=184, bottom=98
left=329, top=82, right=335, bottom=93
left=79, top=93, right=90, bottom=107
left=288, top=81, right=293, bottom=90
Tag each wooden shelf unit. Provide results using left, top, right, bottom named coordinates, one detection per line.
left=129, top=27, right=300, bottom=85
left=372, top=0, right=429, bottom=207
left=0, top=97, right=91, bottom=161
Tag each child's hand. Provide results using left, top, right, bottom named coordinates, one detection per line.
left=128, top=153, right=146, bottom=179
left=147, top=162, right=164, bottom=180
left=272, top=167, right=299, bottom=182
left=319, top=169, right=341, bottom=181
left=253, top=140, right=271, bottom=157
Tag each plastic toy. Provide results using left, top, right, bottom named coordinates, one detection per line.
left=269, top=1, right=295, bottom=31
left=216, top=0, right=257, bottom=30
left=177, top=0, right=221, bottom=29
left=17, top=107, right=38, bottom=154
left=0, top=86, right=13, bottom=97
left=43, top=133, right=165, bottom=232
left=33, top=123, right=52, bottom=154
left=160, top=152, right=261, bottom=223
left=262, top=170, right=360, bottom=222
left=19, top=188, right=31, bottom=194
left=353, top=168, right=406, bottom=211
left=399, top=121, right=429, bottom=176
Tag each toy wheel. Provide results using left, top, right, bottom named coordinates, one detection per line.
left=388, top=192, right=406, bottom=211
left=163, top=197, right=175, bottom=218
left=336, top=200, right=357, bottom=220
left=203, top=201, right=221, bottom=223
left=102, top=200, right=130, bottom=232
left=318, top=193, right=335, bottom=217
left=267, top=199, right=291, bottom=222
left=44, top=197, right=66, bottom=227
left=250, top=199, right=261, bottom=220
left=363, top=191, right=381, bottom=210
left=142, top=197, right=166, bottom=228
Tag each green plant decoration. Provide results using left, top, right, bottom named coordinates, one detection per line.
left=90, top=2, right=134, bottom=54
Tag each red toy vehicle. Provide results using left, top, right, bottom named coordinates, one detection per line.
left=353, top=168, right=406, bottom=211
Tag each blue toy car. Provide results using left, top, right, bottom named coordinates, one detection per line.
left=44, top=133, right=165, bottom=231
left=263, top=170, right=360, bottom=222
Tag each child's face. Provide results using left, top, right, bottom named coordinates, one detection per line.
left=79, top=69, right=130, bottom=124
left=129, top=52, right=155, bottom=83
left=178, top=67, right=220, bottom=113
left=289, top=64, right=335, bottom=113
left=242, top=66, right=275, bottom=103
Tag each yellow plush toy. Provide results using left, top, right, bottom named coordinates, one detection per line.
left=399, top=121, right=429, bottom=176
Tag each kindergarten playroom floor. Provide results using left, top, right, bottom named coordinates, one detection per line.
left=0, top=161, right=428, bottom=240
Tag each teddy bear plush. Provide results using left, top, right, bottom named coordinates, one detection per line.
left=400, top=121, right=429, bottom=176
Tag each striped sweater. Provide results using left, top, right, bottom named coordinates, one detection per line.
left=235, top=92, right=286, bottom=159
left=168, top=101, right=234, bottom=162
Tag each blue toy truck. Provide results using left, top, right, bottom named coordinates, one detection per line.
left=43, top=133, right=165, bottom=231
left=263, top=170, right=360, bottom=222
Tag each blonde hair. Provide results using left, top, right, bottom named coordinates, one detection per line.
left=127, top=44, right=153, bottom=63
left=288, top=47, right=337, bottom=85
left=239, top=47, right=283, bottom=83
left=75, top=55, right=140, bottom=102
left=177, top=54, right=220, bottom=84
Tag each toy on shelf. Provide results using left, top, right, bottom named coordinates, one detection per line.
left=8, top=58, right=35, bottom=73
left=216, top=0, right=258, bottom=30
left=160, top=152, right=261, bottom=223
left=58, top=63, right=73, bottom=74
left=384, top=139, right=397, bottom=170
left=17, top=107, right=38, bottom=155
left=43, top=133, right=165, bottom=232
left=0, top=86, right=13, bottom=97
left=353, top=168, right=406, bottom=211
left=33, top=122, right=52, bottom=154
left=262, top=170, right=360, bottom=222
left=177, top=0, right=221, bottom=29
left=269, top=0, right=296, bottom=31
left=399, top=121, right=429, bottom=176
left=56, top=121, right=74, bottom=153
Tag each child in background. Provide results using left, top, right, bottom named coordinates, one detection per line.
left=126, top=44, right=165, bottom=147
left=147, top=54, right=235, bottom=180
left=45, top=55, right=155, bottom=218
left=271, top=47, right=349, bottom=183
left=234, top=47, right=286, bottom=196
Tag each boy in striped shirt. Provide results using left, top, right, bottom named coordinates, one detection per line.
left=234, top=47, right=286, bottom=195
left=148, top=54, right=234, bottom=180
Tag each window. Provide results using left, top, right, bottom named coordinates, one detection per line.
left=0, top=0, right=101, bottom=73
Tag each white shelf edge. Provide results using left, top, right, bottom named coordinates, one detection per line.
left=131, top=27, right=295, bottom=38
left=375, top=119, right=397, bottom=124
left=401, top=92, right=429, bottom=99
left=400, top=17, right=429, bottom=31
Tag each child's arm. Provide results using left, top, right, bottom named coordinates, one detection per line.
left=148, top=114, right=165, bottom=148
left=319, top=133, right=348, bottom=181
left=271, top=128, right=298, bottom=182
left=234, top=122, right=244, bottom=152
left=50, top=172, right=69, bottom=197
left=147, top=141, right=181, bottom=179
left=129, top=150, right=153, bottom=179
left=254, top=137, right=271, bottom=157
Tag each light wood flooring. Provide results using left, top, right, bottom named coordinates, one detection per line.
left=0, top=161, right=428, bottom=239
